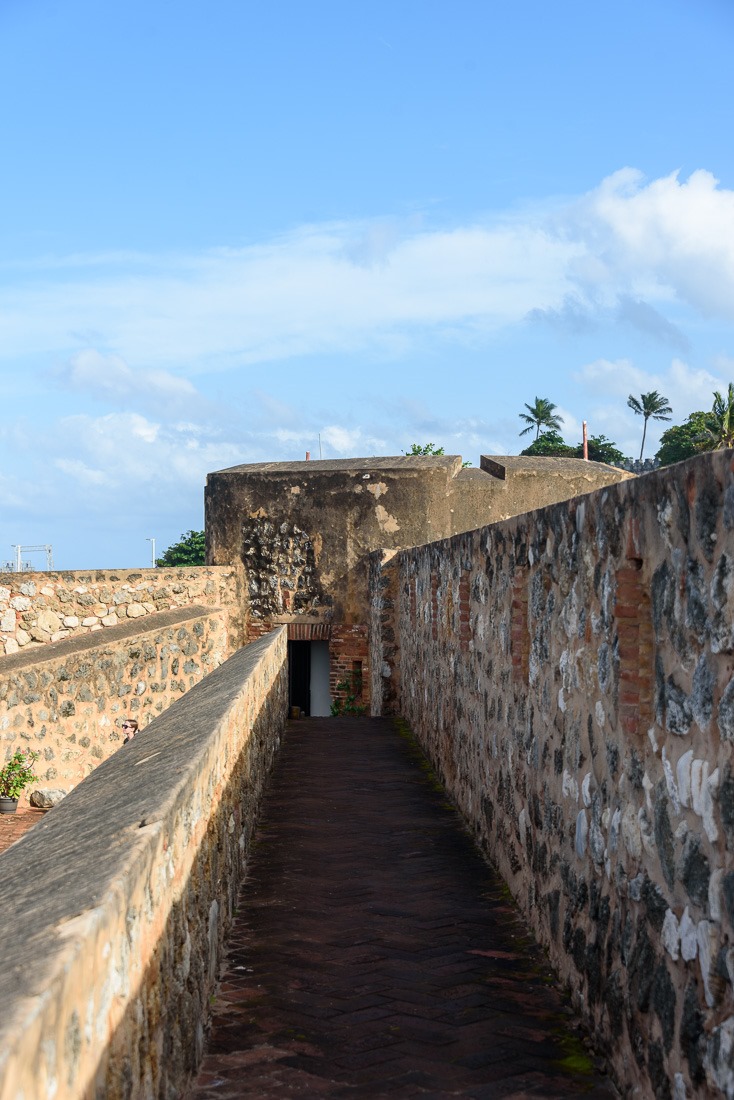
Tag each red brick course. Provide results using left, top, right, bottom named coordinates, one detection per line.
left=614, top=560, right=654, bottom=738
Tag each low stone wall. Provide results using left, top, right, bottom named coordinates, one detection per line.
left=372, top=450, right=734, bottom=1099
left=0, top=628, right=288, bottom=1100
left=0, top=565, right=246, bottom=657
left=0, top=606, right=231, bottom=796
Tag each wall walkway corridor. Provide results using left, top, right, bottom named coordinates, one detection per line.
left=189, top=717, right=614, bottom=1099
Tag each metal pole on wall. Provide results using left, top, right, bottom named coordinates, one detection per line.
left=146, top=537, right=156, bottom=567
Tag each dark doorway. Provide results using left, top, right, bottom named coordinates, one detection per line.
left=288, top=640, right=311, bottom=716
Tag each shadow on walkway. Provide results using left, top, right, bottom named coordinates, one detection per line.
left=188, top=718, right=616, bottom=1099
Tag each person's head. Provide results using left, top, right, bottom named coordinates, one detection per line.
left=121, top=718, right=139, bottom=737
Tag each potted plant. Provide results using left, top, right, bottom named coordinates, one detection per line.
left=0, top=749, right=40, bottom=814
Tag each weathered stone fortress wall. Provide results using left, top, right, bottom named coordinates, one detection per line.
left=207, top=454, right=628, bottom=715
left=371, top=451, right=734, bottom=1099
left=0, top=607, right=231, bottom=796
left=0, top=629, right=288, bottom=1100
left=0, top=565, right=245, bottom=657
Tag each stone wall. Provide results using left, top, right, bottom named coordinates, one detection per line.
left=0, top=629, right=288, bottom=1100
left=0, top=606, right=232, bottom=796
left=371, top=451, right=734, bottom=1099
left=369, top=549, right=400, bottom=717
left=0, top=565, right=246, bottom=657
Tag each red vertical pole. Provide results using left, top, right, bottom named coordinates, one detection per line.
left=582, top=422, right=588, bottom=461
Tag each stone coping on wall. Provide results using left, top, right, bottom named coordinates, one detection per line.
left=0, top=565, right=244, bottom=656
left=0, top=604, right=215, bottom=675
left=479, top=454, right=633, bottom=480
left=213, top=454, right=464, bottom=474
left=0, top=627, right=288, bottom=1100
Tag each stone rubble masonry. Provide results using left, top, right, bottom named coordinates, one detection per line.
left=369, top=450, right=734, bottom=1100
left=0, top=628, right=288, bottom=1100
left=0, top=565, right=246, bottom=658
left=368, top=549, right=400, bottom=716
left=0, top=605, right=232, bottom=797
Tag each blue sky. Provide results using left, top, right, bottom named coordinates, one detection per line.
left=2, top=0, right=734, bottom=569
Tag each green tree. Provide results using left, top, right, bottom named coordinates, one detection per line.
left=656, top=411, right=715, bottom=467
left=627, top=391, right=672, bottom=460
left=576, top=435, right=626, bottom=465
left=403, top=442, right=471, bottom=467
left=705, top=383, right=734, bottom=449
left=518, top=397, right=564, bottom=441
left=403, top=443, right=445, bottom=455
left=156, top=530, right=206, bottom=567
left=520, top=430, right=575, bottom=457
left=521, top=430, right=625, bottom=465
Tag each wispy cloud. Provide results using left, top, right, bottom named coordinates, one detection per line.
left=50, top=412, right=245, bottom=495
left=1, top=168, right=732, bottom=377
left=57, top=349, right=202, bottom=413
left=574, top=356, right=727, bottom=456
left=3, top=166, right=734, bottom=566
left=615, top=297, right=690, bottom=352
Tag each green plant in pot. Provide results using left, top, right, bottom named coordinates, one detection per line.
left=0, top=749, right=40, bottom=814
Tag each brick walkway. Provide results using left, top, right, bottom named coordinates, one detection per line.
left=189, top=718, right=615, bottom=1099
left=0, top=805, right=44, bottom=855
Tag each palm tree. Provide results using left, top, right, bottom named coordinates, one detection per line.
left=518, top=397, right=564, bottom=441
left=705, top=384, right=734, bottom=449
left=627, top=391, right=672, bottom=460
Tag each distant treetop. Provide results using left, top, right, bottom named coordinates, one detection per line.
left=518, top=397, right=564, bottom=441
left=156, top=530, right=206, bottom=567
left=403, top=443, right=445, bottom=456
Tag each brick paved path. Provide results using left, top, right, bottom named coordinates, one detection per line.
left=189, top=718, right=615, bottom=1099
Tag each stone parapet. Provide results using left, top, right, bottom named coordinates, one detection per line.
left=0, top=606, right=232, bottom=795
left=0, top=628, right=288, bottom=1100
left=0, top=565, right=246, bottom=657
left=376, top=449, right=734, bottom=1099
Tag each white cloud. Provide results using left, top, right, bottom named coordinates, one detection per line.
left=0, top=218, right=580, bottom=370
left=574, top=355, right=728, bottom=457
left=54, top=458, right=111, bottom=487
left=273, top=423, right=388, bottom=458
left=576, top=356, right=725, bottom=412
left=53, top=412, right=244, bottom=491
left=580, top=169, right=734, bottom=317
left=1, top=168, right=734, bottom=374
left=59, top=348, right=201, bottom=412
